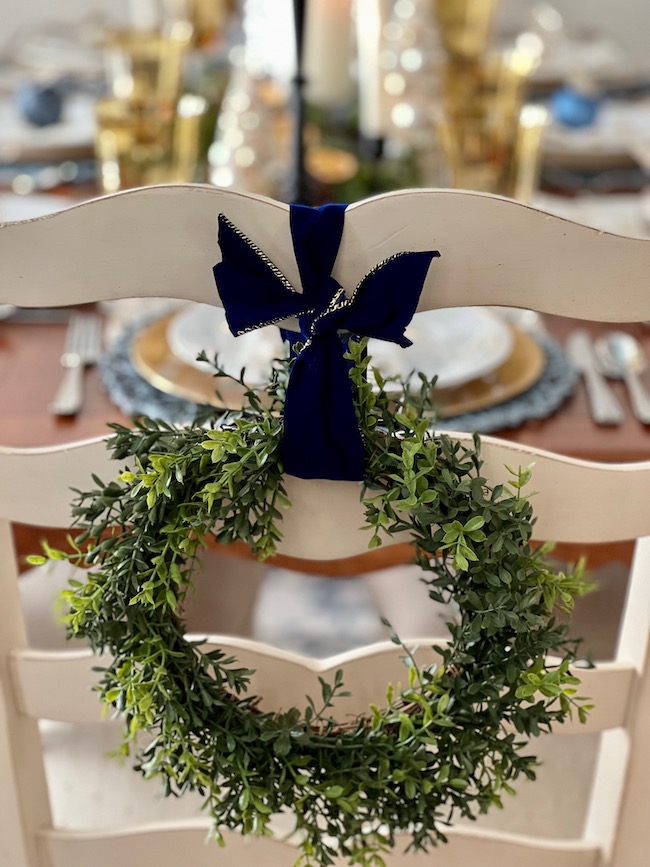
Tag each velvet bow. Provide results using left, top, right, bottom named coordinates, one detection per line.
left=213, top=203, right=439, bottom=481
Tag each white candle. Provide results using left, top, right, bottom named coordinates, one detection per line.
left=243, top=0, right=296, bottom=87
left=128, top=0, right=160, bottom=31
left=304, top=0, right=354, bottom=108
left=355, top=0, right=392, bottom=139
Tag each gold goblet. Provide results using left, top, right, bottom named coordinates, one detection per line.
left=94, top=97, right=176, bottom=193
left=436, top=48, right=545, bottom=200
left=433, top=0, right=501, bottom=63
left=163, top=0, right=236, bottom=48
left=104, top=27, right=192, bottom=105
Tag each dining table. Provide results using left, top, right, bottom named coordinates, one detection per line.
left=2, top=305, right=649, bottom=575
left=2, top=310, right=650, bottom=459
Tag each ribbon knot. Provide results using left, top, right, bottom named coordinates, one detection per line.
left=213, top=203, right=439, bottom=481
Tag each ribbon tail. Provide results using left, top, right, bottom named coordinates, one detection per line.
left=343, top=250, right=440, bottom=346
left=282, top=335, right=365, bottom=481
left=214, top=214, right=306, bottom=335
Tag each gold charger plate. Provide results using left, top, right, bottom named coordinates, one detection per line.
left=131, top=314, right=545, bottom=419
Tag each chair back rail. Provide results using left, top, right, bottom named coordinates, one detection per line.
left=7, top=640, right=641, bottom=734
left=1, top=186, right=650, bottom=321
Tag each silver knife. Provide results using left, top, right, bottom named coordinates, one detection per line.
left=566, top=329, right=625, bottom=425
left=49, top=313, right=103, bottom=416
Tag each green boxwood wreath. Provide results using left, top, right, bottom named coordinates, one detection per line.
left=35, top=339, right=593, bottom=867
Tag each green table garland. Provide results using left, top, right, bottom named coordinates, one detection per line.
left=33, top=340, right=592, bottom=867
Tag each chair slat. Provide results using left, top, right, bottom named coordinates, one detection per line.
left=41, top=821, right=602, bottom=867
left=12, top=640, right=636, bottom=733
left=2, top=437, right=650, bottom=552
left=13, top=640, right=442, bottom=723
left=0, top=439, right=114, bottom=527
left=2, top=187, right=650, bottom=321
left=42, top=823, right=249, bottom=867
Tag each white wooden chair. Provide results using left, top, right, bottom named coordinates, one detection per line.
left=1, top=186, right=650, bottom=867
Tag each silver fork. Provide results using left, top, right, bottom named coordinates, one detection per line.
left=49, top=313, right=103, bottom=416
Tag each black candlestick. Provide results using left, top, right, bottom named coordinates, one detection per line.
left=290, top=0, right=309, bottom=204
left=359, top=135, right=385, bottom=161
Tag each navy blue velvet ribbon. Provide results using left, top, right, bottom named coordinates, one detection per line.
left=213, top=204, right=439, bottom=481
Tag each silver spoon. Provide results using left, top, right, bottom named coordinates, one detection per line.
left=595, top=331, right=650, bottom=424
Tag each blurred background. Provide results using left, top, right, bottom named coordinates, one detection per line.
left=1, top=0, right=649, bottom=212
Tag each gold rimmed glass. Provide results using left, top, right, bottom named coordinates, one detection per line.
left=163, top=0, right=236, bottom=48
left=94, top=98, right=176, bottom=193
left=94, top=92, right=212, bottom=192
left=104, top=27, right=192, bottom=105
left=436, top=47, right=546, bottom=200
left=433, top=0, right=501, bottom=62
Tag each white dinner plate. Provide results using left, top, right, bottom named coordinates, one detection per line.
left=167, top=304, right=513, bottom=390
left=168, top=305, right=286, bottom=386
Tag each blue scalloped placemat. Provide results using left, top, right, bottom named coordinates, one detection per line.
left=99, top=322, right=578, bottom=434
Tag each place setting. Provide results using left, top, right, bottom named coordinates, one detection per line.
left=98, top=299, right=578, bottom=434
left=0, top=17, right=103, bottom=171
left=542, top=97, right=650, bottom=172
